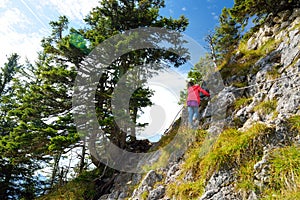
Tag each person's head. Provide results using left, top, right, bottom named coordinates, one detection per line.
left=187, top=81, right=194, bottom=88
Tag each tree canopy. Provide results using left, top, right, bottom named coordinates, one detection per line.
left=230, top=0, right=300, bottom=28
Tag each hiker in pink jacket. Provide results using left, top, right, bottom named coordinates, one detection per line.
left=186, top=81, right=210, bottom=129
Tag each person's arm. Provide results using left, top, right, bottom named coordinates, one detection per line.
left=199, top=87, right=210, bottom=97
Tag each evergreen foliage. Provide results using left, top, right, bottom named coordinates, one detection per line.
left=230, top=0, right=300, bottom=28
left=1, top=0, right=189, bottom=198
left=77, top=0, right=189, bottom=167
left=213, top=8, right=241, bottom=62
left=0, top=55, right=45, bottom=199
left=1, top=0, right=300, bottom=199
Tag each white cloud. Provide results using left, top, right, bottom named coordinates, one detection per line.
left=211, top=12, right=218, bottom=20
left=182, top=7, right=186, bottom=11
left=137, top=85, right=183, bottom=141
left=20, top=0, right=49, bottom=29
left=0, top=7, right=42, bottom=65
left=136, top=69, right=186, bottom=141
left=43, top=0, right=99, bottom=21
left=0, top=8, right=30, bottom=31
left=0, top=0, right=10, bottom=8
left=0, top=0, right=100, bottom=66
left=0, top=30, right=43, bottom=66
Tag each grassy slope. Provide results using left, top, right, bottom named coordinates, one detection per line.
left=37, top=169, right=99, bottom=200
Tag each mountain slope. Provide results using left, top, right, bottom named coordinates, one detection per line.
left=127, top=8, right=300, bottom=200
left=38, top=8, right=300, bottom=200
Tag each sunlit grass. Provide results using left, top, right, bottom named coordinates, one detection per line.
left=218, top=37, right=280, bottom=82
left=260, top=145, right=300, bottom=199
left=167, top=180, right=204, bottom=199
left=253, top=100, right=277, bottom=116
left=166, top=123, right=272, bottom=199
left=143, top=124, right=203, bottom=171
left=237, top=115, right=300, bottom=199
left=288, top=115, right=300, bottom=132
left=37, top=169, right=99, bottom=200
left=236, top=158, right=260, bottom=192
left=234, top=97, right=253, bottom=110
left=266, top=64, right=281, bottom=80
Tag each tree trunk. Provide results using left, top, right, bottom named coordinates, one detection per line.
left=50, top=153, right=61, bottom=189
left=205, top=34, right=218, bottom=68
left=0, top=165, right=12, bottom=200
left=79, top=138, right=86, bottom=173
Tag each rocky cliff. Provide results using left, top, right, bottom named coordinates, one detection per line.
left=97, top=9, right=300, bottom=200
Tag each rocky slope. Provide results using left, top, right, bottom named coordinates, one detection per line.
left=97, top=9, right=300, bottom=200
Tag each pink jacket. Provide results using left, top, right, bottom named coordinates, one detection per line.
left=187, top=85, right=210, bottom=105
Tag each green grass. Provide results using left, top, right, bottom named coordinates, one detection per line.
left=143, top=125, right=198, bottom=171
left=234, top=97, right=253, bottom=110
left=236, top=157, right=261, bottom=192
left=253, top=100, right=278, bottom=116
left=237, top=115, right=300, bottom=199
left=37, top=169, right=99, bottom=200
left=288, top=115, right=300, bottom=132
left=166, top=123, right=272, bottom=199
left=232, top=81, right=248, bottom=88
left=140, top=191, right=149, bottom=200
left=165, top=115, right=299, bottom=200
left=219, top=53, right=259, bottom=80
left=219, top=37, right=280, bottom=81
left=232, top=117, right=244, bottom=128
left=167, top=180, right=204, bottom=200
left=203, top=123, right=269, bottom=171
left=290, top=20, right=300, bottom=31
left=266, top=64, right=282, bottom=80
left=259, top=38, right=280, bottom=55
left=260, top=145, right=300, bottom=199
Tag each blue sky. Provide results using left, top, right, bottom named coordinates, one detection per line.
left=0, top=0, right=234, bottom=66
left=161, top=0, right=234, bottom=47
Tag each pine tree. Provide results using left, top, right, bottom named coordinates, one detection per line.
left=213, top=8, right=241, bottom=62
left=0, top=2, right=189, bottom=197
left=0, top=54, right=45, bottom=199
left=55, top=0, right=189, bottom=167
left=230, top=0, right=300, bottom=28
